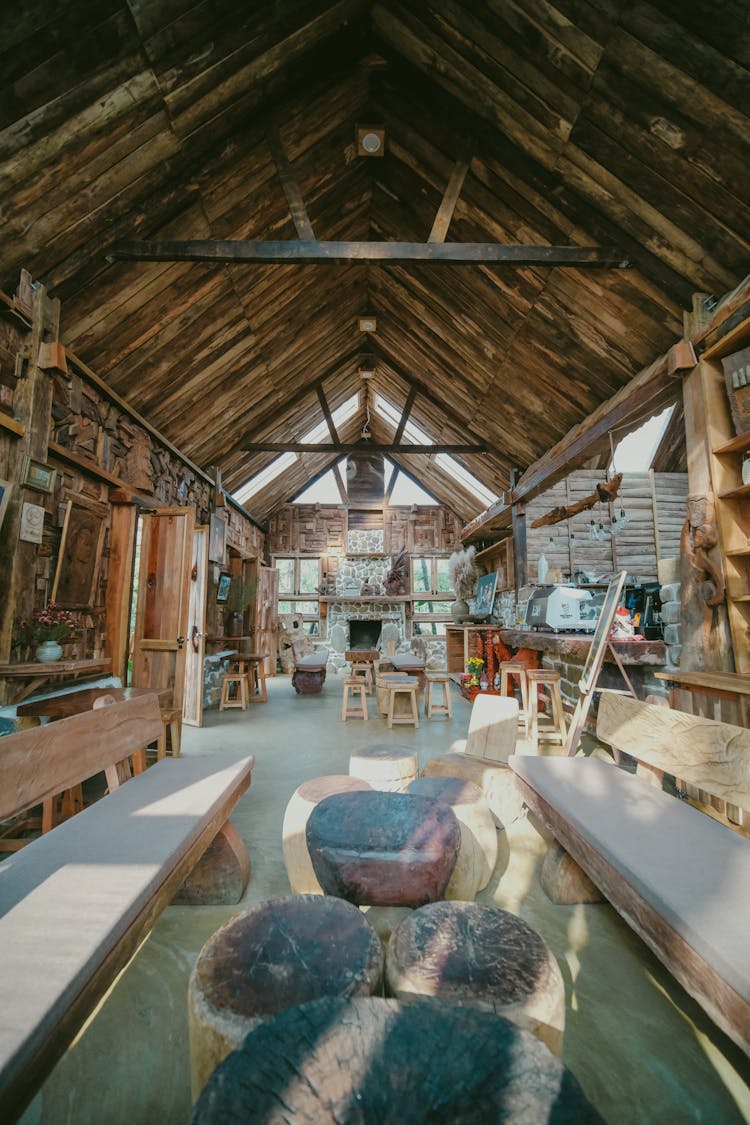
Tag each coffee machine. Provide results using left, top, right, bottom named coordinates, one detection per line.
left=626, top=582, right=663, bottom=639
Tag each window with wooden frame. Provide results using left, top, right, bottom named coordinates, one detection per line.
left=411, top=555, right=454, bottom=636
left=274, top=556, right=322, bottom=634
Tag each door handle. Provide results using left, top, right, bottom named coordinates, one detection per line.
left=176, top=635, right=186, bottom=649
left=190, top=625, right=201, bottom=653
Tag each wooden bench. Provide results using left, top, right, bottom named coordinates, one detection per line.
left=0, top=692, right=254, bottom=1119
left=509, top=694, right=750, bottom=1058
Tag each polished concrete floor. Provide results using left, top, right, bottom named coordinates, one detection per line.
left=20, top=675, right=750, bottom=1124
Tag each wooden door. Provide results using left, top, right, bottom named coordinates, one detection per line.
left=183, top=525, right=209, bottom=727
left=131, top=507, right=195, bottom=708
left=256, top=565, right=279, bottom=676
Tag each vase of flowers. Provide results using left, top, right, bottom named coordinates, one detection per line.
left=17, top=603, right=77, bottom=662
left=466, top=656, right=484, bottom=687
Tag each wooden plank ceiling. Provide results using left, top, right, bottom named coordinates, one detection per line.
left=1, top=1, right=748, bottom=523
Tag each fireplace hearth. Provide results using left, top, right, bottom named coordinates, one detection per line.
left=349, top=619, right=382, bottom=650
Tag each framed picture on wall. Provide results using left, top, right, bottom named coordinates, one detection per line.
left=473, top=571, right=498, bottom=618
left=216, top=572, right=232, bottom=603
left=22, top=457, right=56, bottom=494
left=52, top=500, right=106, bottom=608
left=208, top=513, right=227, bottom=564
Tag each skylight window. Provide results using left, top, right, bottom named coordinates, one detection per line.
left=374, top=393, right=498, bottom=508
left=610, top=406, right=674, bottom=473
left=294, top=467, right=343, bottom=504
left=232, top=394, right=360, bottom=505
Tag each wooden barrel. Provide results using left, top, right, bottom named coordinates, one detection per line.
left=192, top=996, right=603, bottom=1123
left=386, top=901, right=565, bottom=1055
left=282, top=775, right=372, bottom=894
left=188, top=894, right=383, bottom=1099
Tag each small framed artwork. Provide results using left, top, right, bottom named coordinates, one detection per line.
left=0, top=478, right=11, bottom=532
left=473, top=571, right=499, bottom=618
left=216, top=572, right=232, bottom=603
left=208, top=512, right=227, bottom=564
left=22, top=457, right=57, bottom=494
left=19, top=501, right=44, bottom=544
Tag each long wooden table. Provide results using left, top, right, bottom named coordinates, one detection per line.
left=0, top=658, right=113, bottom=704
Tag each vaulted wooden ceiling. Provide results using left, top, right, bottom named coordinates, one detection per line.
left=1, top=1, right=748, bottom=523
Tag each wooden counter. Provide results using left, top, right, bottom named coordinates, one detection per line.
left=0, top=658, right=114, bottom=704
left=497, top=629, right=666, bottom=666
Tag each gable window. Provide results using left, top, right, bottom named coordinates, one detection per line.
left=275, top=556, right=321, bottom=634
left=411, top=555, right=454, bottom=636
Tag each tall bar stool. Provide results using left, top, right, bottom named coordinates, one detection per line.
left=386, top=678, right=420, bottom=730
left=350, top=661, right=374, bottom=695
left=526, top=669, right=567, bottom=751
left=246, top=655, right=268, bottom=703
left=499, top=662, right=530, bottom=737
left=157, top=706, right=182, bottom=759
left=342, top=678, right=369, bottom=721
left=425, top=674, right=453, bottom=719
left=220, top=670, right=249, bottom=711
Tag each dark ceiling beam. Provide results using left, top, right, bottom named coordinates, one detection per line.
left=107, top=240, right=630, bottom=267
left=316, top=384, right=340, bottom=443
left=242, top=442, right=488, bottom=453
left=332, top=460, right=348, bottom=503
left=265, top=124, right=316, bottom=240
left=392, top=383, right=418, bottom=444
left=428, top=158, right=470, bottom=243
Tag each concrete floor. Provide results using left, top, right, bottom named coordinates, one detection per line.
left=19, top=675, right=750, bottom=1124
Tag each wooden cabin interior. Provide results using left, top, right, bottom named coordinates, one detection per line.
left=0, top=2, right=749, bottom=1121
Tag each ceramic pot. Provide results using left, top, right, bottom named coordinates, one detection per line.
left=35, top=640, right=63, bottom=662
left=227, top=611, right=244, bottom=637
left=451, top=597, right=470, bottom=623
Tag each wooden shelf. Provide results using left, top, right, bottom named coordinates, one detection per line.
left=320, top=595, right=410, bottom=603
left=0, top=413, right=24, bottom=436
left=702, top=314, right=750, bottom=360
left=713, top=429, right=750, bottom=456
left=719, top=482, right=750, bottom=500
left=726, top=546, right=750, bottom=557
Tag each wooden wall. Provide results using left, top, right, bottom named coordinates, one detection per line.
left=525, top=470, right=688, bottom=585
left=268, top=503, right=463, bottom=555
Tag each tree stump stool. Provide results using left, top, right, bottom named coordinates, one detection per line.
left=375, top=672, right=411, bottom=716
left=282, top=775, right=373, bottom=894
left=192, top=996, right=604, bottom=1124
left=386, top=678, right=420, bottom=729
left=292, top=663, right=327, bottom=694
left=349, top=742, right=418, bottom=793
left=407, top=777, right=497, bottom=899
left=342, top=678, right=369, bottom=721
left=188, top=895, right=383, bottom=1099
left=421, top=753, right=525, bottom=828
left=425, top=673, right=452, bottom=719
left=386, top=901, right=566, bottom=1055
left=306, top=790, right=461, bottom=907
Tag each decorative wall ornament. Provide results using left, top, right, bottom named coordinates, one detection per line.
left=531, top=473, right=623, bottom=528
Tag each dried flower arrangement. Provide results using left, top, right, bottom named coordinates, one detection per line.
left=448, top=546, right=478, bottom=600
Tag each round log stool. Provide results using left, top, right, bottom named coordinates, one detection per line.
left=192, top=996, right=604, bottom=1124
left=421, top=753, right=525, bottom=828
left=425, top=673, right=453, bottom=719
left=306, top=790, right=461, bottom=907
left=375, top=672, right=411, bottom=716
left=386, top=901, right=566, bottom=1055
left=188, top=895, right=383, bottom=1099
left=349, top=742, right=418, bottom=793
left=407, top=777, right=497, bottom=899
left=282, top=775, right=373, bottom=894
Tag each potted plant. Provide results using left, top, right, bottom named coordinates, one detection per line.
left=466, top=656, right=484, bottom=687
left=448, top=547, right=478, bottom=622
left=17, top=602, right=77, bottom=662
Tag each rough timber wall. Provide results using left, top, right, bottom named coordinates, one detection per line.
left=268, top=504, right=463, bottom=556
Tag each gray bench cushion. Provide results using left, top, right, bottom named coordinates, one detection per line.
left=0, top=753, right=253, bottom=1103
left=508, top=755, right=750, bottom=1007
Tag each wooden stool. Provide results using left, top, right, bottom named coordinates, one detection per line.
left=386, top=677, right=419, bottom=729
left=499, top=661, right=530, bottom=736
left=219, top=672, right=249, bottom=711
left=425, top=674, right=452, bottom=719
left=526, top=668, right=567, bottom=750
left=385, top=901, right=566, bottom=1055
left=349, top=743, right=419, bottom=793
left=157, top=706, right=182, bottom=759
left=342, top=678, right=369, bottom=721
left=350, top=661, right=374, bottom=694
left=192, top=997, right=601, bottom=1124
left=407, top=777, right=497, bottom=899
left=282, top=775, right=373, bottom=894
left=188, top=895, right=383, bottom=1099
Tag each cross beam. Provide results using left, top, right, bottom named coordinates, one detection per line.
left=107, top=240, right=629, bottom=267
left=242, top=442, right=487, bottom=454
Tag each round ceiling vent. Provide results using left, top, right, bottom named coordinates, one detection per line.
left=361, top=131, right=382, bottom=154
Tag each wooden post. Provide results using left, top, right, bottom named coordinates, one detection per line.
left=679, top=359, right=734, bottom=673
left=510, top=469, right=527, bottom=590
